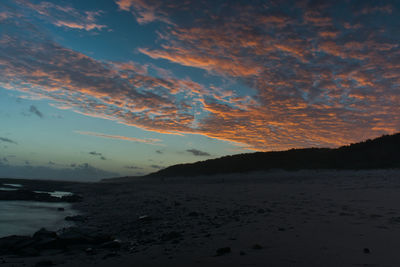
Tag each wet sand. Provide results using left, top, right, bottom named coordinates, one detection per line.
left=2, top=169, right=400, bottom=266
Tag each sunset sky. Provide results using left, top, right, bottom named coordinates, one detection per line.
left=0, top=0, right=399, bottom=180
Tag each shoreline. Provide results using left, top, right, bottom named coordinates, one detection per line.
left=2, top=169, right=400, bottom=266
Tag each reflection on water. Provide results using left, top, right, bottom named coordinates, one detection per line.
left=3, top=183, right=23, bottom=188
left=0, top=187, right=18, bottom=191
left=34, top=191, right=73, bottom=198
left=0, top=201, right=76, bottom=237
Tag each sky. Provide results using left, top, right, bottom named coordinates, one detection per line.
left=0, top=0, right=399, bottom=181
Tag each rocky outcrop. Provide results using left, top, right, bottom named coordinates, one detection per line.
left=0, top=190, right=82, bottom=202
left=0, top=227, right=116, bottom=256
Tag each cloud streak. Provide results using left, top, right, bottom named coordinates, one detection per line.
left=76, top=131, right=162, bottom=145
left=186, top=149, right=210, bottom=156
left=0, top=137, right=17, bottom=144
left=29, top=105, right=43, bottom=118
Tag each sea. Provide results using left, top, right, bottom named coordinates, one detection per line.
left=0, top=183, right=76, bottom=237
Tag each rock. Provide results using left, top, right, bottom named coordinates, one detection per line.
left=33, top=228, right=57, bottom=239
left=138, top=215, right=153, bottom=222
left=161, top=231, right=182, bottom=241
left=216, top=247, right=231, bottom=256
left=257, top=208, right=265, bottom=214
left=252, top=244, right=263, bottom=250
left=34, top=260, right=54, bottom=266
left=0, top=235, right=33, bottom=254
left=100, top=240, right=121, bottom=249
left=85, top=247, right=96, bottom=255
left=0, top=190, right=59, bottom=202
left=103, top=252, right=118, bottom=259
left=57, top=227, right=92, bottom=245
left=65, top=215, right=86, bottom=222
left=363, top=248, right=371, bottom=254
left=240, top=251, right=246, bottom=256
left=188, top=211, right=199, bottom=217
left=58, top=227, right=113, bottom=246
left=61, top=194, right=83, bottom=202
left=57, top=207, right=65, bottom=211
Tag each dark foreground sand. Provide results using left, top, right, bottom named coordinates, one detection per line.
left=2, top=170, right=400, bottom=267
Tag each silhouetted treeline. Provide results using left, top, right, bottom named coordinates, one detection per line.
left=148, top=133, right=400, bottom=177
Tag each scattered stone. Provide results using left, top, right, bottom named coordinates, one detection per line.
left=216, top=247, right=231, bottom=256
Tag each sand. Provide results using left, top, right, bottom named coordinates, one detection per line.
left=2, top=169, right=400, bottom=266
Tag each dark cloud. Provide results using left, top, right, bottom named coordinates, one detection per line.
left=89, top=151, right=102, bottom=156
left=150, top=164, right=164, bottom=169
left=89, top=151, right=107, bottom=160
left=29, top=105, right=43, bottom=118
left=124, top=165, right=142, bottom=169
left=186, top=149, right=211, bottom=156
left=0, top=137, right=17, bottom=144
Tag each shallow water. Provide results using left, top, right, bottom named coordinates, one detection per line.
left=3, top=183, right=23, bottom=187
left=34, top=191, right=73, bottom=198
left=0, top=201, right=76, bottom=237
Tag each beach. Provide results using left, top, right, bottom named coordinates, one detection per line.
left=2, top=170, right=400, bottom=266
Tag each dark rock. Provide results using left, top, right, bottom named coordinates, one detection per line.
left=34, top=260, right=54, bottom=266
left=58, top=227, right=113, bottom=246
left=278, top=227, right=286, bottom=231
left=240, top=251, right=246, bottom=256
left=252, top=244, right=263, bottom=250
left=18, top=247, right=40, bottom=257
left=57, top=207, right=65, bottom=211
left=0, top=190, right=59, bottom=202
left=85, top=247, right=96, bottom=255
left=0, top=235, right=33, bottom=254
left=65, top=215, right=86, bottom=222
left=363, top=248, right=371, bottom=254
left=138, top=215, right=152, bottom=222
left=57, top=227, right=93, bottom=245
left=33, top=228, right=57, bottom=239
left=100, top=240, right=121, bottom=249
left=188, top=212, right=199, bottom=217
left=216, top=247, right=231, bottom=256
left=161, top=231, right=182, bottom=241
left=103, top=252, right=118, bottom=259
left=61, top=194, right=83, bottom=202
left=257, top=208, right=265, bottom=214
